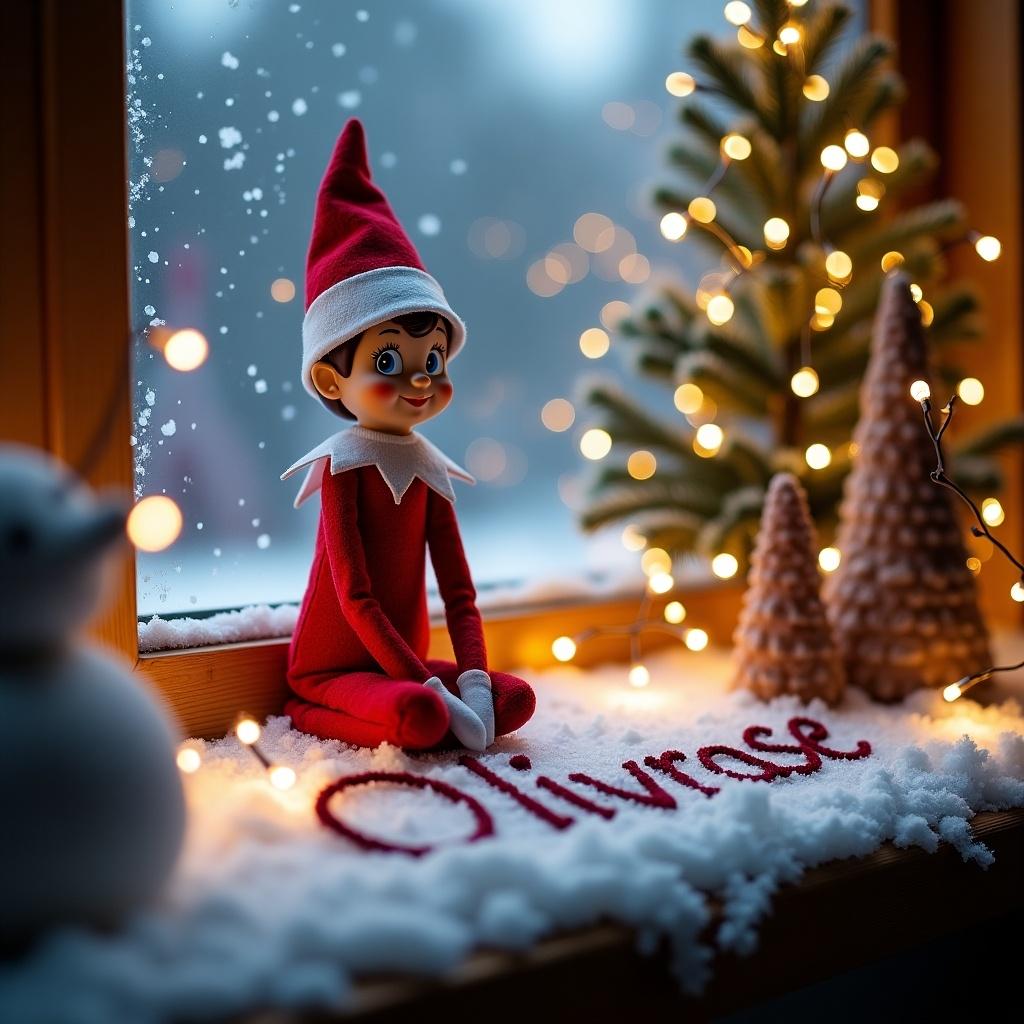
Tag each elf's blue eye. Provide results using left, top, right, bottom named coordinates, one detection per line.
left=374, top=349, right=403, bottom=375
left=425, top=349, right=444, bottom=376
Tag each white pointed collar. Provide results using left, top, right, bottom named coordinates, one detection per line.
left=281, top=425, right=475, bottom=508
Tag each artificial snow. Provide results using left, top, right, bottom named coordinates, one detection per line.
left=137, top=604, right=298, bottom=653
left=217, top=126, right=242, bottom=149
left=3, top=647, right=1023, bottom=1023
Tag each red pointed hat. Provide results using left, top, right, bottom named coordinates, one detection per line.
left=301, top=119, right=466, bottom=396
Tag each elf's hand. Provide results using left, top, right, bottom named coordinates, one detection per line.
left=456, top=670, right=494, bottom=747
left=423, top=676, right=486, bottom=751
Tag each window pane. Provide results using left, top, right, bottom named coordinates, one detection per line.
left=127, top=2, right=744, bottom=622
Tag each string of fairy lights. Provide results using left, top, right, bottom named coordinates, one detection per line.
left=909, top=382, right=1024, bottom=702
left=176, top=713, right=297, bottom=788
left=552, top=0, right=1004, bottom=684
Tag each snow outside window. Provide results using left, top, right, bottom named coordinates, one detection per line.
left=126, top=1, right=803, bottom=634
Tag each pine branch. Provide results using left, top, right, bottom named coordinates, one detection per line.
left=584, top=384, right=692, bottom=457
left=799, top=36, right=893, bottom=163
left=846, top=199, right=966, bottom=261
left=802, top=3, right=855, bottom=73
left=688, top=36, right=767, bottom=128
left=948, top=455, right=1003, bottom=494
left=580, top=479, right=725, bottom=533
left=695, top=485, right=765, bottom=556
left=955, top=418, right=1024, bottom=459
left=677, top=349, right=772, bottom=415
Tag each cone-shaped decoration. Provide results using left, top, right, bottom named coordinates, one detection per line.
left=823, top=273, right=991, bottom=700
left=732, top=473, right=845, bottom=705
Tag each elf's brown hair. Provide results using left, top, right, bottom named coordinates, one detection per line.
left=315, top=311, right=452, bottom=420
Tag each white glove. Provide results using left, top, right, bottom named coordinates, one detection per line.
left=456, top=670, right=494, bottom=748
left=423, top=676, right=486, bottom=752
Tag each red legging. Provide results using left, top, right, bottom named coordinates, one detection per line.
left=286, top=659, right=536, bottom=750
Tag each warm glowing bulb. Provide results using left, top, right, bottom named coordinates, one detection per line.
left=552, top=635, right=578, bottom=662
left=870, top=146, right=900, bottom=173
left=688, top=196, right=717, bottom=224
left=628, top=664, right=651, bottom=688
left=856, top=194, right=880, bottom=211
left=541, top=398, right=576, bottom=432
left=974, top=235, right=1001, bottom=262
left=778, top=22, right=802, bottom=45
left=844, top=130, right=870, bottom=158
left=706, top=293, right=735, bottom=326
left=790, top=366, right=820, bottom=398
left=627, top=450, right=657, bottom=480
left=641, top=547, right=672, bottom=576
left=721, top=133, right=752, bottom=161
left=957, top=378, right=985, bottom=406
left=270, top=277, right=296, bottom=303
left=579, top=327, right=610, bottom=359
left=881, top=250, right=905, bottom=272
left=982, top=498, right=1005, bottom=526
left=943, top=683, right=963, bottom=703
left=825, top=250, right=853, bottom=281
left=664, top=600, right=687, bottom=624
left=685, top=628, right=709, bottom=652
left=695, top=422, right=724, bottom=451
left=269, top=765, right=297, bottom=791
left=810, top=312, right=834, bottom=331
left=918, top=301, right=934, bottom=327
left=802, top=75, right=829, bottom=101
left=805, top=443, right=832, bottom=470
left=176, top=745, right=202, bottom=774
left=580, top=428, right=612, bottom=460
left=711, top=552, right=739, bottom=579
left=763, top=217, right=790, bottom=248
left=621, top=525, right=646, bottom=552
left=666, top=71, right=696, bottom=97
left=737, top=24, right=763, bottom=48
left=815, top=287, right=842, bottom=315
left=1011, top=582, right=1024, bottom=603
left=966, top=556, right=982, bottom=574
left=163, top=328, right=209, bottom=372
left=818, top=546, right=841, bottom=572
left=820, top=145, right=847, bottom=171
left=649, top=571, right=675, bottom=595
left=909, top=380, right=931, bottom=402
left=674, top=382, right=704, bottom=415
left=660, top=212, right=688, bottom=241
left=909, top=282, right=923, bottom=302
left=236, top=717, right=262, bottom=745
left=723, top=1, right=752, bottom=25
left=126, top=495, right=182, bottom=553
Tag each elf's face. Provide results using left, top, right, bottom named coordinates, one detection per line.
left=311, top=319, right=453, bottom=434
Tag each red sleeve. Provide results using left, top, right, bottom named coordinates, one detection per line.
left=320, top=466, right=430, bottom=681
left=426, top=489, right=487, bottom=673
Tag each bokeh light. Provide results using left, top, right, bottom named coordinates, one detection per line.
left=127, top=495, right=183, bottom=553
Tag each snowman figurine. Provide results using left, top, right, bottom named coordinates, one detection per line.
left=0, top=445, right=185, bottom=938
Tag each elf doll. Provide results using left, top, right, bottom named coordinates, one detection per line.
left=281, top=119, right=535, bottom=752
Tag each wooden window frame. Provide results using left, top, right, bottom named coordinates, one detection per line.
left=2, top=1, right=1019, bottom=740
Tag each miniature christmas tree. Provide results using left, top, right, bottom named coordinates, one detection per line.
left=580, top=0, right=1020, bottom=572
left=823, top=272, right=991, bottom=700
left=732, top=473, right=844, bottom=705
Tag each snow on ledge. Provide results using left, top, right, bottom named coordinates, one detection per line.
left=136, top=570, right=647, bottom=653
left=5, top=647, right=1024, bottom=1023
left=138, top=604, right=299, bottom=652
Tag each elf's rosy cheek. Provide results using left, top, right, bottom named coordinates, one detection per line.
left=435, top=381, right=453, bottom=401
left=370, top=381, right=398, bottom=401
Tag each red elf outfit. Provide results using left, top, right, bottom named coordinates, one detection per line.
left=282, top=120, right=535, bottom=751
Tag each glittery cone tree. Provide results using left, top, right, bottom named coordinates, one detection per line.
left=732, top=473, right=845, bottom=705
left=824, top=272, right=991, bottom=700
